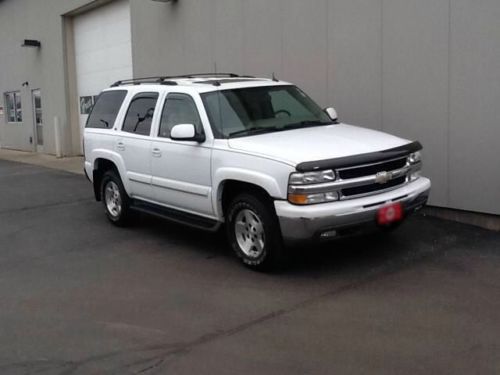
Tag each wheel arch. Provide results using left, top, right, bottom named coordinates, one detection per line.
left=91, top=152, right=128, bottom=201
left=214, top=169, right=285, bottom=220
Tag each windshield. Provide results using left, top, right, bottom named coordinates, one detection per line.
left=201, top=85, right=332, bottom=138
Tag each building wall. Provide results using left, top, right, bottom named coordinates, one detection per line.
left=130, top=0, right=500, bottom=215
left=0, top=0, right=110, bottom=156
left=73, top=0, right=133, bottom=149
left=0, top=0, right=498, bottom=215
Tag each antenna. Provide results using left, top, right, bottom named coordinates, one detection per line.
left=272, top=72, right=279, bottom=82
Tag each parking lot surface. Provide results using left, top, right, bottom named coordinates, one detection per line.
left=0, top=159, right=498, bottom=374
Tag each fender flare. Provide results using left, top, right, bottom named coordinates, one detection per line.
left=90, top=149, right=131, bottom=195
left=213, top=168, right=285, bottom=219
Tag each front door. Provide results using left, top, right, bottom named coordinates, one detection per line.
left=32, top=89, right=43, bottom=152
left=151, top=93, right=213, bottom=217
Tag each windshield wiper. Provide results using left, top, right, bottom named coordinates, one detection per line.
left=228, top=121, right=331, bottom=138
left=283, top=120, right=332, bottom=130
left=229, top=126, right=280, bottom=138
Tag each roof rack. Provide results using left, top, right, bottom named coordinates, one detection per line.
left=173, top=73, right=241, bottom=79
left=110, top=76, right=177, bottom=87
left=110, top=73, right=246, bottom=87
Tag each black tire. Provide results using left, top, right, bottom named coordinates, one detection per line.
left=100, top=170, right=133, bottom=226
left=226, top=193, right=286, bottom=271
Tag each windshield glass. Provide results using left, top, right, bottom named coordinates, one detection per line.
left=201, top=85, right=332, bottom=138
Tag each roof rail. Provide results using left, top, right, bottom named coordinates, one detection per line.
left=110, top=73, right=244, bottom=87
left=173, top=73, right=240, bottom=79
left=110, top=76, right=178, bottom=87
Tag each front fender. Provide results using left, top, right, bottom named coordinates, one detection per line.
left=213, top=167, right=286, bottom=219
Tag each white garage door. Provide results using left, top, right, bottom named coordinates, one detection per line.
left=73, top=0, right=133, bottom=143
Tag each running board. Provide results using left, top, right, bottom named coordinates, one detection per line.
left=131, top=199, right=221, bottom=232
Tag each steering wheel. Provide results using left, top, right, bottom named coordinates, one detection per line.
left=274, top=109, right=292, bottom=117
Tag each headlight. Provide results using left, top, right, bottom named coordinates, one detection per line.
left=288, top=191, right=339, bottom=205
left=288, top=170, right=339, bottom=204
left=408, top=151, right=421, bottom=164
left=408, top=151, right=422, bottom=181
left=289, top=170, right=336, bottom=185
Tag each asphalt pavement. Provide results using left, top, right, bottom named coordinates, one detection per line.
left=0, top=159, right=498, bottom=374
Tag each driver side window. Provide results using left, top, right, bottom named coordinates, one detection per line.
left=159, top=93, right=203, bottom=138
left=122, top=92, right=159, bottom=136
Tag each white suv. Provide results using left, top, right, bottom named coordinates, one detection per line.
left=84, top=73, right=431, bottom=270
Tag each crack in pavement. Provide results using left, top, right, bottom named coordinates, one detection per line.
left=136, top=250, right=443, bottom=373
left=0, top=242, right=450, bottom=374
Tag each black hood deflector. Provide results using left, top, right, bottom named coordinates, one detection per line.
left=296, top=141, right=422, bottom=172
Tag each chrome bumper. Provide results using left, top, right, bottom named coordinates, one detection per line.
left=275, top=177, right=431, bottom=245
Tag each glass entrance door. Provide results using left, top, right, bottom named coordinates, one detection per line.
left=32, top=89, right=43, bottom=151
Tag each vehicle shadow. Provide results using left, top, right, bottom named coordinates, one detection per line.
left=129, top=212, right=448, bottom=277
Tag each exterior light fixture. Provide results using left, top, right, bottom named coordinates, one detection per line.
left=21, top=39, right=41, bottom=48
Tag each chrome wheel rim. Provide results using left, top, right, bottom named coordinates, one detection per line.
left=104, top=181, right=122, bottom=218
left=234, top=209, right=265, bottom=258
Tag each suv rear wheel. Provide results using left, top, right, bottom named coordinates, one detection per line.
left=226, top=193, right=285, bottom=271
left=101, top=170, right=133, bottom=226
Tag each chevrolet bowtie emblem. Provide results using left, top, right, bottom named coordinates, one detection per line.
left=375, top=171, right=392, bottom=184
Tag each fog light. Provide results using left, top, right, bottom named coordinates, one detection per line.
left=410, top=171, right=421, bottom=181
left=321, top=230, right=337, bottom=238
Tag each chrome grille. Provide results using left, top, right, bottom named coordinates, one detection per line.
left=336, top=156, right=410, bottom=199
left=341, top=176, right=406, bottom=197
left=338, top=157, right=407, bottom=180
left=287, top=155, right=422, bottom=203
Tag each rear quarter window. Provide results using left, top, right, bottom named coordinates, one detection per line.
left=86, top=90, right=127, bottom=129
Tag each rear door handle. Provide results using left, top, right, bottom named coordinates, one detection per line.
left=116, top=141, right=125, bottom=151
left=152, top=148, right=162, bottom=157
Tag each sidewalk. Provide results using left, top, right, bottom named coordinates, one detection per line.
left=0, top=148, right=83, bottom=175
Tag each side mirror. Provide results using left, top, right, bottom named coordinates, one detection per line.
left=325, top=107, right=339, bottom=123
left=170, top=124, right=205, bottom=143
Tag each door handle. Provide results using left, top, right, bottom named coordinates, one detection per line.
left=152, top=148, right=162, bottom=157
left=116, top=141, right=125, bottom=151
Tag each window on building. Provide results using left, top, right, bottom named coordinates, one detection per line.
left=159, top=93, right=203, bottom=138
left=122, top=93, right=158, bottom=136
left=86, top=90, right=127, bottom=129
left=4, top=92, right=22, bottom=123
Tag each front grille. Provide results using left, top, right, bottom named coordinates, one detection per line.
left=338, top=157, right=407, bottom=180
left=342, top=176, right=406, bottom=197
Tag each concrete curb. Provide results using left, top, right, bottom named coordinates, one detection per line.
left=0, top=148, right=84, bottom=175
left=423, top=206, right=500, bottom=232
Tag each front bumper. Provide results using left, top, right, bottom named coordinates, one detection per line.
left=275, top=177, right=431, bottom=245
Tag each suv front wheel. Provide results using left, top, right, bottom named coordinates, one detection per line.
left=226, top=193, right=285, bottom=271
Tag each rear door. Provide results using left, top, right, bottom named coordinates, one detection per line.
left=116, top=92, right=160, bottom=200
left=151, top=92, right=213, bottom=216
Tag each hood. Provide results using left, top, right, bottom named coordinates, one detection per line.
left=228, top=124, right=411, bottom=166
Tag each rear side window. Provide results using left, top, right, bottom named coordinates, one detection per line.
left=122, top=92, right=159, bottom=136
left=86, top=90, right=127, bottom=129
